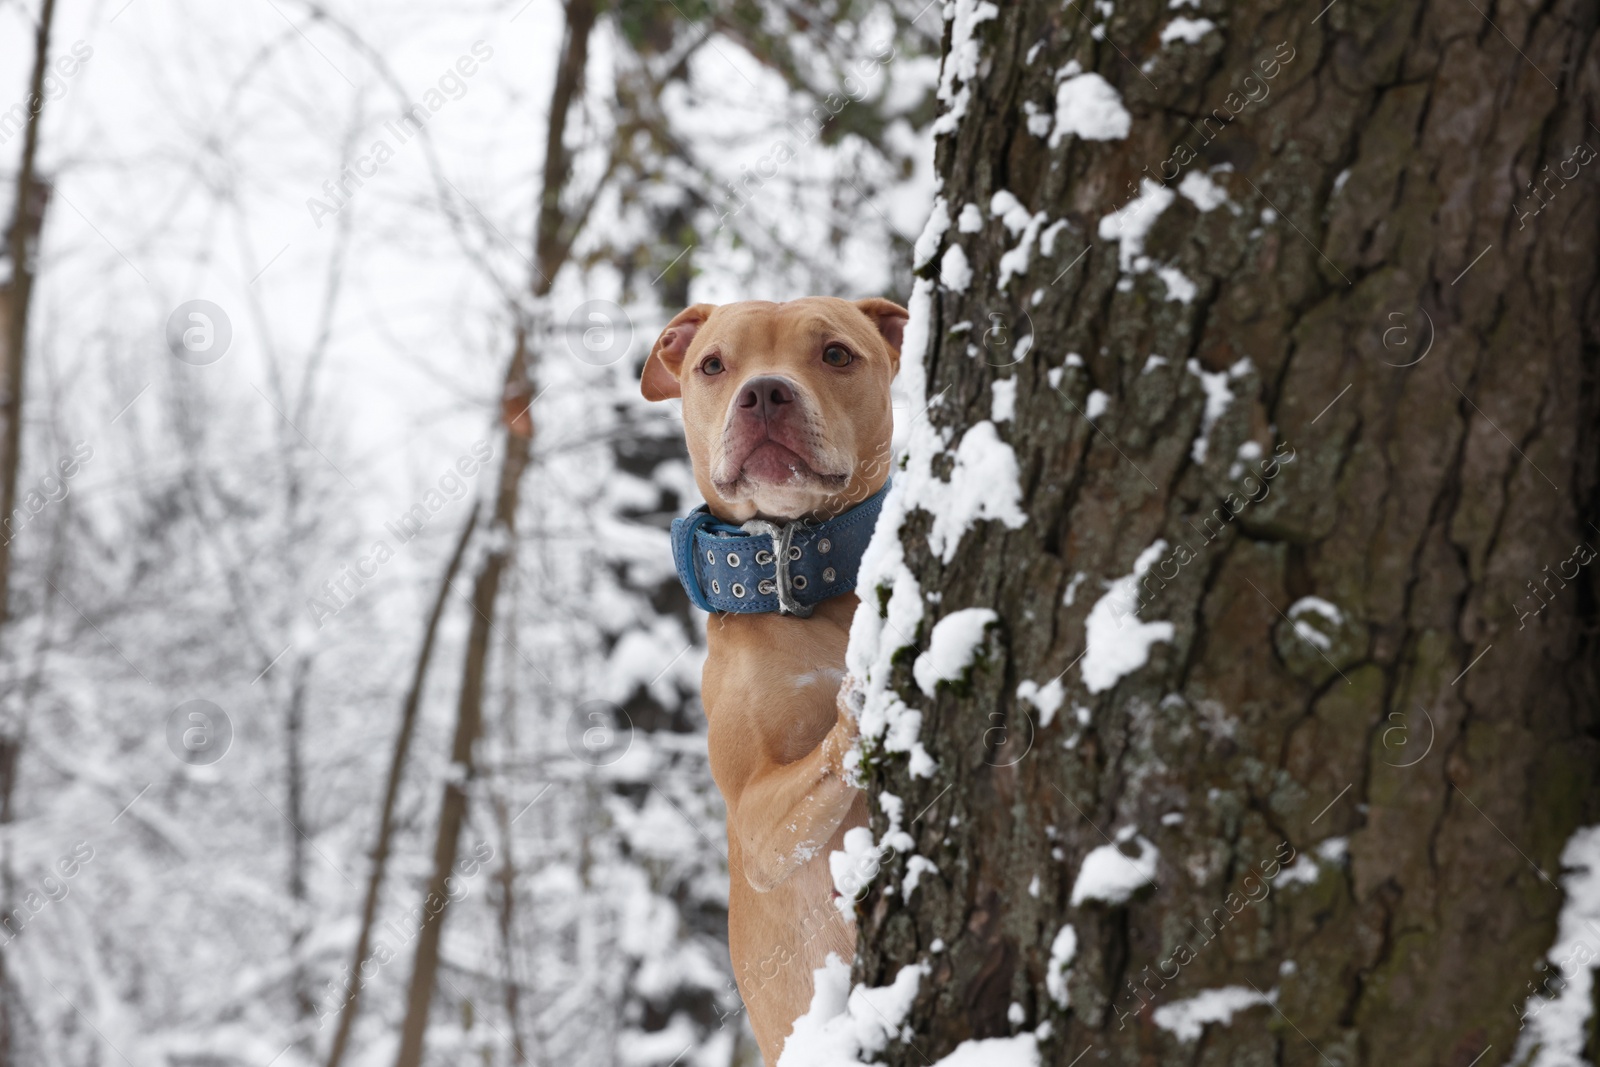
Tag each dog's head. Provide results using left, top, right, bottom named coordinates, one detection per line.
left=641, top=297, right=907, bottom=523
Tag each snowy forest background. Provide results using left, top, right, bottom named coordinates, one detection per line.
left=0, top=1, right=941, bottom=1063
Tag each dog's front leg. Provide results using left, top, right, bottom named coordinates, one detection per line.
left=728, top=709, right=859, bottom=893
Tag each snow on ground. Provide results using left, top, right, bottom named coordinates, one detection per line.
left=1152, top=986, right=1276, bottom=1041
left=1070, top=828, right=1160, bottom=905
left=1512, top=824, right=1600, bottom=1066
left=1081, top=541, right=1176, bottom=693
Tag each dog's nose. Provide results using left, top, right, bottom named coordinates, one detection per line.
left=737, top=376, right=796, bottom=421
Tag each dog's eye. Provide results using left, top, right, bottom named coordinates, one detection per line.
left=701, top=356, right=725, bottom=375
left=822, top=344, right=854, bottom=367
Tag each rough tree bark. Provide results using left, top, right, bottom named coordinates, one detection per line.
left=851, top=1, right=1600, bottom=1065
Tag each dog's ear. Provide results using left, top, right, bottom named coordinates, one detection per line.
left=854, top=298, right=910, bottom=364
left=641, top=304, right=715, bottom=401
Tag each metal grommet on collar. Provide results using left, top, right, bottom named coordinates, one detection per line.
left=731, top=583, right=747, bottom=598
left=758, top=579, right=775, bottom=595
left=727, top=552, right=741, bottom=567
left=705, top=549, right=715, bottom=564
left=792, top=574, right=808, bottom=591
left=739, top=517, right=816, bottom=619
left=818, top=538, right=832, bottom=554
left=710, top=579, right=721, bottom=594
left=823, top=567, right=837, bottom=583
left=756, top=550, right=773, bottom=565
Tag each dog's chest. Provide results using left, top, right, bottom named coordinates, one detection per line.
left=771, top=666, right=845, bottom=763
left=708, top=611, right=852, bottom=762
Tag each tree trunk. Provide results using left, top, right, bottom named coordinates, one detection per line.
left=323, top=504, right=478, bottom=1067
left=850, top=2, right=1600, bottom=1065
left=391, top=330, right=535, bottom=1067
left=391, top=4, right=597, bottom=1061
left=287, top=654, right=317, bottom=1044
left=0, top=0, right=55, bottom=627
left=0, top=4, right=58, bottom=1061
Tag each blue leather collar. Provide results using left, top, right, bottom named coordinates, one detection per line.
left=670, top=480, right=890, bottom=617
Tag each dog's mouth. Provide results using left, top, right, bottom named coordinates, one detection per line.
left=725, top=439, right=844, bottom=488
left=715, top=424, right=849, bottom=496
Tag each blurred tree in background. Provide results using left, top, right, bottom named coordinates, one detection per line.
left=0, top=0, right=937, bottom=1064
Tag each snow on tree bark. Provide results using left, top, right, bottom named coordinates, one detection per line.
left=845, top=1, right=1600, bottom=1064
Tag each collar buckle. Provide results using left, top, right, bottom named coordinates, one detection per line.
left=740, top=518, right=813, bottom=618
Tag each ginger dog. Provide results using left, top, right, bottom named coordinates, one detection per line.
left=641, top=297, right=907, bottom=1064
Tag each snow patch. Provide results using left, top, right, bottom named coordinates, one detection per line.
left=1097, top=179, right=1176, bottom=271
left=1160, top=16, right=1216, bottom=44
left=1178, top=169, right=1229, bottom=212
left=778, top=955, right=929, bottom=1067
left=1051, top=73, right=1131, bottom=145
left=1512, top=824, right=1600, bottom=1066
left=1046, top=925, right=1078, bottom=1006
left=933, top=1034, right=1040, bottom=1067
left=843, top=278, right=940, bottom=785
left=913, top=608, right=998, bottom=696
left=932, top=0, right=1001, bottom=135
left=1023, top=99, right=1053, bottom=138
left=991, top=192, right=1049, bottom=290
left=940, top=244, right=973, bottom=292
left=1154, top=265, right=1197, bottom=303
left=921, top=421, right=1028, bottom=563
left=1153, top=986, right=1276, bottom=1042
left=913, top=198, right=950, bottom=269
left=1070, top=829, right=1160, bottom=905
left=1288, top=597, right=1343, bottom=651
left=991, top=378, right=1017, bottom=423
left=957, top=202, right=984, bottom=233
left=1085, top=389, right=1109, bottom=420
left=1185, top=357, right=1251, bottom=462
left=1016, top=677, right=1066, bottom=728
left=1081, top=541, right=1176, bottom=694
left=830, top=826, right=883, bottom=909
left=1038, top=222, right=1072, bottom=263
left=903, top=855, right=940, bottom=897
